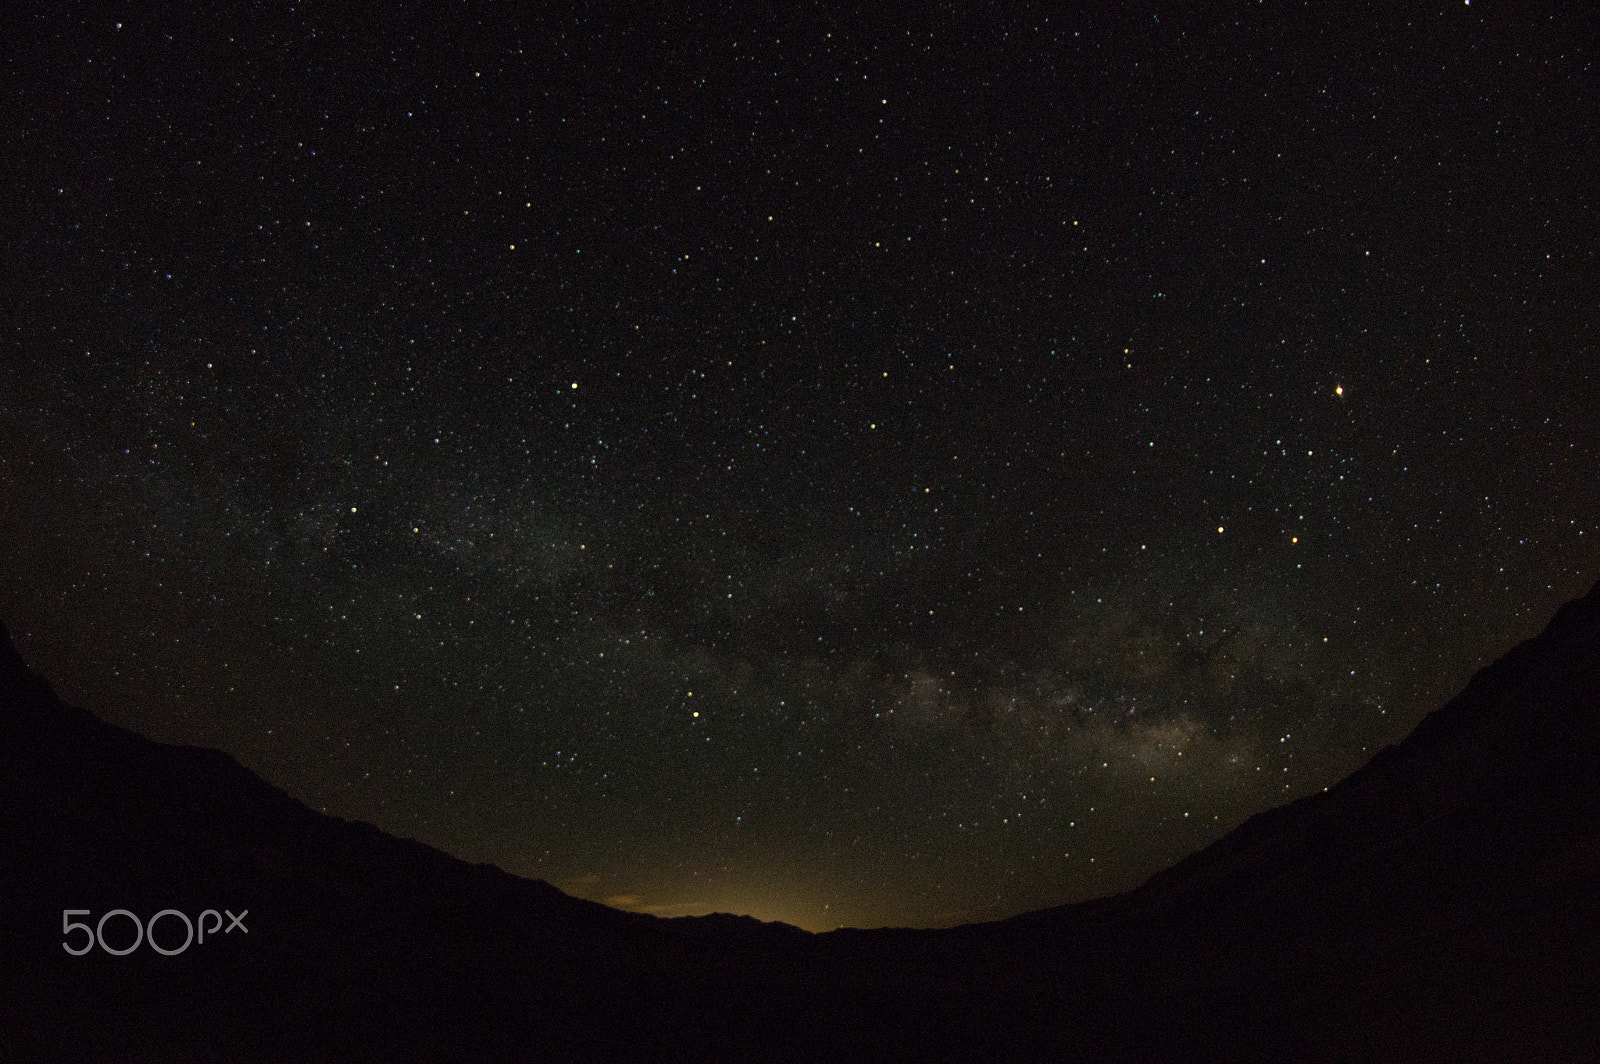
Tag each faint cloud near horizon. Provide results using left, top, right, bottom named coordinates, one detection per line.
left=637, top=900, right=716, bottom=917
left=569, top=878, right=715, bottom=918
left=600, top=894, right=719, bottom=918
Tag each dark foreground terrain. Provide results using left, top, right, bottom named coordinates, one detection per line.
left=3, top=584, right=1599, bottom=1062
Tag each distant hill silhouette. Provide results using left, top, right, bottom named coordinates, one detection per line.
left=3, top=584, right=1598, bottom=1062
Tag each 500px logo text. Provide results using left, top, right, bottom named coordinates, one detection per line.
left=62, top=908, right=249, bottom=956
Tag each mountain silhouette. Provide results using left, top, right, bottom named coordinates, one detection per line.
left=2, top=583, right=1598, bottom=1062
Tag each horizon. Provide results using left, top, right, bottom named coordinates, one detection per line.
left=5, top=575, right=1596, bottom=933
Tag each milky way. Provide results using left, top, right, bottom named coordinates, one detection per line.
left=3, top=2, right=1597, bottom=929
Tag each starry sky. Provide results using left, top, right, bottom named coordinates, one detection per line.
left=3, top=1, right=1597, bottom=931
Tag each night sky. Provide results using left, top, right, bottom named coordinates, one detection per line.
left=4, top=1, right=1597, bottom=932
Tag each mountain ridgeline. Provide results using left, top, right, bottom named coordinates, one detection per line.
left=3, top=583, right=1598, bottom=1061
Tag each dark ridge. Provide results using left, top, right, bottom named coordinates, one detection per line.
left=3, top=585, right=1598, bottom=1061
left=1107, top=575, right=1600, bottom=921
